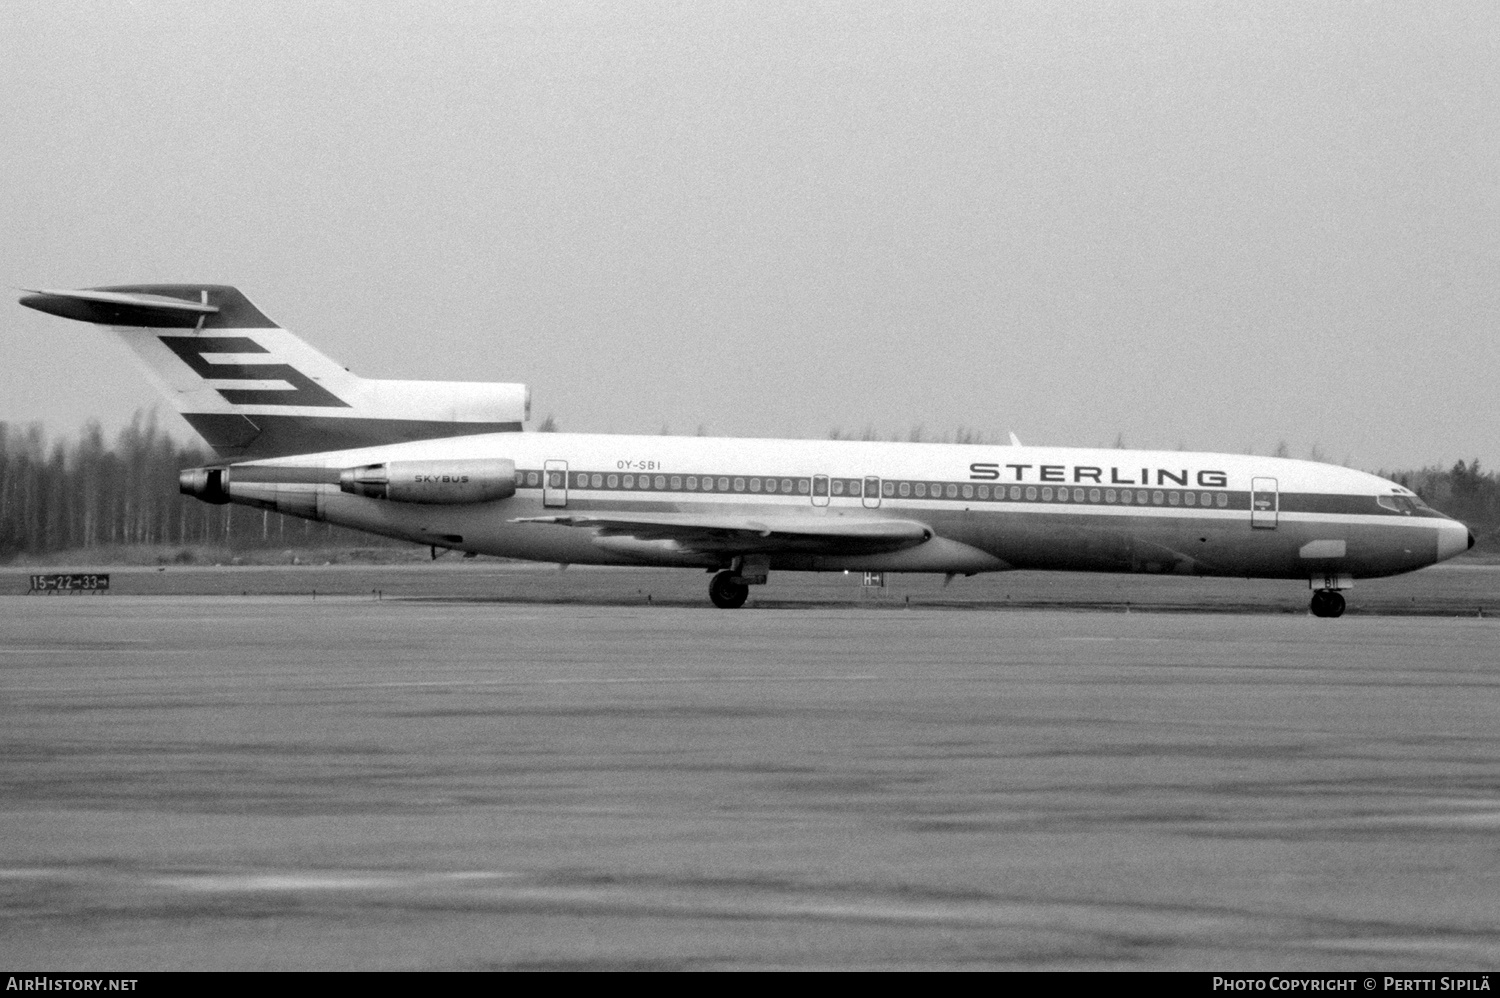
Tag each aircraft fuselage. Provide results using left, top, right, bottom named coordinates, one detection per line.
left=200, top=431, right=1472, bottom=587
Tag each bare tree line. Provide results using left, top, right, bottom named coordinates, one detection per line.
left=0, top=414, right=388, bottom=558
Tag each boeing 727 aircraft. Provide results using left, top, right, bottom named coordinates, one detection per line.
left=20, top=284, right=1474, bottom=616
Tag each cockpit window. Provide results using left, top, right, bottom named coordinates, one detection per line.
left=1379, top=494, right=1428, bottom=514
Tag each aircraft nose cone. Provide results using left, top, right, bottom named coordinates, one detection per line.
left=1437, top=520, right=1471, bottom=562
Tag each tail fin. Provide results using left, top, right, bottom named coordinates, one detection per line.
left=19, top=285, right=529, bottom=459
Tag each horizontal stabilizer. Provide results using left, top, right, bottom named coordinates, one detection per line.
left=19, top=285, right=277, bottom=328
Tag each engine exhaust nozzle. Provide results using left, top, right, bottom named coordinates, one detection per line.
left=179, top=466, right=231, bottom=505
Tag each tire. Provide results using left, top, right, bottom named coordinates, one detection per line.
left=1310, top=590, right=1346, bottom=618
left=709, top=570, right=749, bottom=609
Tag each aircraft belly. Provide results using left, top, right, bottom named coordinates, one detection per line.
left=912, top=508, right=1444, bottom=581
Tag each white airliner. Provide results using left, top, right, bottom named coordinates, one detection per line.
left=20, top=284, right=1473, bottom=616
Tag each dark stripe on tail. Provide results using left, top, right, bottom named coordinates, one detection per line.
left=184, top=413, right=524, bottom=460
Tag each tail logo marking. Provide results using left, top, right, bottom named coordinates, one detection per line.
left=158, top=336, right=349, bottom=408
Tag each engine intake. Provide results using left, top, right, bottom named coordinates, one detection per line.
left=339, top=459, right=516, bottom=504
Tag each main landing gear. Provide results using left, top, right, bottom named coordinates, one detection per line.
left=708, top=556, right=768, bottom=608
left=709, top=570, right=749, bottom=609
left=1309, top=589, right=1346, bottom=618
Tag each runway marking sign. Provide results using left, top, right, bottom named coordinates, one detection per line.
left=28, top=574, right=110, bottom=594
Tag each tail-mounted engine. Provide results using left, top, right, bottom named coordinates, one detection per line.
left=178, top=466, right=232, bottom=504
left=339, top=459, right=517, bottom=504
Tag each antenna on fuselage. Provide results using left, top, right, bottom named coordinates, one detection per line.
left=1009, top=432, right=1022, bottom=447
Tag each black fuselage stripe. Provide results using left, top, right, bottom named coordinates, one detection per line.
left=508, top=470, right=1436, bottom=520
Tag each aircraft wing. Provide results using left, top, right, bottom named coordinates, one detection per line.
left=511, top=511, right=933, bottom=555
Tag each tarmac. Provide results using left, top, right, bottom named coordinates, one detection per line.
left=1, top=565, right=1498, bottom=969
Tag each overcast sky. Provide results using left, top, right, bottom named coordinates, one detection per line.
left=2, top=0, right=1496, bottom=470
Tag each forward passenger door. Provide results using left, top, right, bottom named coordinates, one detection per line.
left=1250, top=477, right=1278, bottom=529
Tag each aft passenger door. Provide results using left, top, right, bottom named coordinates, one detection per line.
left=1250, top=477, right=1278, bottom=529
left=863, top=476, right=881, bottom=509
left=544, top=460, right=568, bottom=508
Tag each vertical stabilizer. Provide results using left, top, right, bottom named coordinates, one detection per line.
left=19, top=285, right=529, bottom=459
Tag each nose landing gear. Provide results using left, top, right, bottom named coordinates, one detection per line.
left=1310, top=589, right=1346, bottom=618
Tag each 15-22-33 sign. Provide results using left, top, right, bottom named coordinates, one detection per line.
left=29, top=574, right=110, bottom=593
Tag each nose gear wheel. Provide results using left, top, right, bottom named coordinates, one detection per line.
left=1310, top=590, right=1345, bottom=618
